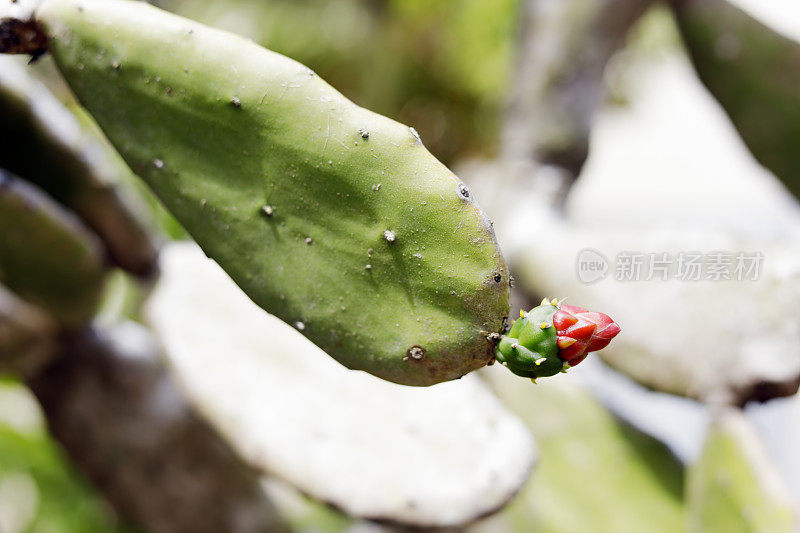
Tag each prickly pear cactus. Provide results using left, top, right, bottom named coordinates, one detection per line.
left=673, top=0, right=800, bottom=201
left=0, top=171, right=106, bottom=325
left=495, top=298, right=620, bottom=380
left=27, top=0, right=510, bottom=386
left=0, top=55, right=158, bottom=278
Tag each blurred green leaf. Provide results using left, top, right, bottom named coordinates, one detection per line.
left=486, top=371, right=685, bottom=533
left=0, top=56, right=159, bottom=276
left=674, top=0, right=800, bottom=200
left=0, top=383, right=134, bottom=533
left=686, top=409, right=795, bottom=533
left=0, top=174, right=105, bottom=325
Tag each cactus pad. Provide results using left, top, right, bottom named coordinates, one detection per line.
left=33, top=0, right=510, bottom=385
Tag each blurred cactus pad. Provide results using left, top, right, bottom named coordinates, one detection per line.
left=674, top=0, right=800, bottom=201
left=31, top=0, right=511, bottom=385
left=0, top=171, right=105, bottom=325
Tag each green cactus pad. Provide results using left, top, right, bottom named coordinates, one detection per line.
left=486, top=374, right=686, bottom=533
left=495, top=304, right=562, bottom=379
left=674, top=0, right=800, bottom=201
left=0, top=56, right=158, bottom=278
left=0, top=171, right=105, bottom=325
left=687, top=409, right=795, bottom=532
left=35, top=0, right=509, bottom=385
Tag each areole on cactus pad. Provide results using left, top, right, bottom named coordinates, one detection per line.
left=495, top=298, right=621, bottom=381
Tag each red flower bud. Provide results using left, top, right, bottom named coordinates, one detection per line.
left=553, top=304, right=620, bottom=366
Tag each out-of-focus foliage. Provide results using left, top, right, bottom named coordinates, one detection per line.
left=0, top=175, right=106, bottom=326
left=0, top=380, right=134, bottom=533
left=674, top=0, right=800, bottom=201
left=485, top=372, right=685, bottom=533
left=687, top=410, right=795, bottom=533
left=262, top=479, right=353, bottom=533
left=0, top=55, right=159, bottom=277
left=157, top=0, right=520, bottom=163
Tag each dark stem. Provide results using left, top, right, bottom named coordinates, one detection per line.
left=0, top=18, right=48, bottom=60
